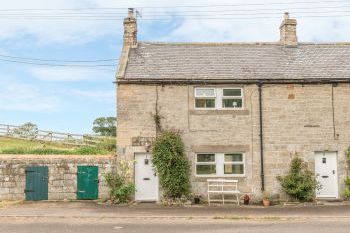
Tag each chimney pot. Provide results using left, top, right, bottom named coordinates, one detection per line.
left=284, top=12, right=289, bottom=20
left=128, top=8, right=134, bottom=18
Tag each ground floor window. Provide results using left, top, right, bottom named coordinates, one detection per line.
left=195, top=153, right=245, bottom=176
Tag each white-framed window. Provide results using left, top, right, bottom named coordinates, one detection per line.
left=222, top=88, right=243, bottom=109
left=196, top=153, right=216, bottom=175
left=194, top=88, right=216, bottom=109
left=194, top=87, right=243, bottom=110
left=195, top=153, right=245, bottom=176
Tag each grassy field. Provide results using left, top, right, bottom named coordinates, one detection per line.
left=0, top=137, right=116, bottom=155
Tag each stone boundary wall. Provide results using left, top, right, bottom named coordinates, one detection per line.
left=0, top=155, right=117, bottom=200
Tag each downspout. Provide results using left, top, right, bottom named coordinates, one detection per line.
left=258, top=83, right=265, bottom=192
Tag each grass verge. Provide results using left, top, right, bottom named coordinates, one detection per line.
left=0, top=137, right=115, bottom=155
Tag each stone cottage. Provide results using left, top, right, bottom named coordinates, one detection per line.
left=116, top=9, right=350, bottom=202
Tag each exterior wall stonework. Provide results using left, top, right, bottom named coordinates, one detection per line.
left=117, top=83, right=350, bottom=200
left=0, top=155, right=117, bottom=200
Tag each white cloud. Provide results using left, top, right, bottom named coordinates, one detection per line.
left=0, top=76, right=59, bottom=111
left=70, top=89, right=115, bottom=102
left=28, top=67, right=115, bottom=82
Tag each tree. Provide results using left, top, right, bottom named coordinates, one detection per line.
left=92, top=117, right=116, bottom=136
left=12, top=122, right=38, bottom=139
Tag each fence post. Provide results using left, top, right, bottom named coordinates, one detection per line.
left=6, top=125, right=10, bottom=136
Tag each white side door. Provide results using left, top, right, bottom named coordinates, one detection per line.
left=135, top=153, right=159, bottom=201
left=315, top=152, right=338, bottom=198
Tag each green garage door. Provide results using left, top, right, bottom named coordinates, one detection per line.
left=25, top=166, right=48, bottom=201
left=77, top=166, right=99, bottom=200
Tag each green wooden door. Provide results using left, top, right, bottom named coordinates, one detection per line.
left=77, top=166, right=99, bottom=200
left=25, top=166, right=48, bottom=201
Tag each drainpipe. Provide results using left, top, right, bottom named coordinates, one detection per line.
left=258, top=83, right=265, bottom=192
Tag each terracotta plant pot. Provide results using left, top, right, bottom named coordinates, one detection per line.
left=262, top=199, right=271, bottom=207
left=243, top=194, right=250, bottom=205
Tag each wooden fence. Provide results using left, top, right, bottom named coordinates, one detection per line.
left=0, top=124, right=114, bottom=147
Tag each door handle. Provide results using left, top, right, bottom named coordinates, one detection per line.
left=143, top=178, right=150, bottom=180
left=322, top=176, right=329, bottom=178
left=332, top=170, right=335, bottom=175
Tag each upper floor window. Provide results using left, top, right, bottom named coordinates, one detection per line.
left=222, top=89, right=243, bottom=108
left=194, top=87, right=243, bottom=110
left=195, top=88, right=216, bottom=109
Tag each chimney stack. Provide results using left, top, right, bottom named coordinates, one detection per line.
left=279, top=12, right=297, bottom=46
left=123, top=8, right=137, bottom=47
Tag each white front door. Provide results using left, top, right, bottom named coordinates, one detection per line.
left=315, top=152, right=338, bottom=198
left=135, top=153, right=159, bottom=201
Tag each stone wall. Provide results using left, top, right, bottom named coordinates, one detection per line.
left=0, top=155, right=117, bottom=200
left=117, top=83, right=350, bottom=200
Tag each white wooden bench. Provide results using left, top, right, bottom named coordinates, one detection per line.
left=207, top=179, right=241, bottom=205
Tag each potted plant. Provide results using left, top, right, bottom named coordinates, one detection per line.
left=262, top=193, right=272, bottom=207
left=243, top=194, right=250, bottom=205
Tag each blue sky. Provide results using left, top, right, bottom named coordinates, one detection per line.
left=1, top=0, right=350, bottom=134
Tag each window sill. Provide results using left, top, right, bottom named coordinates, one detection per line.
left=190, top=109, right=249, bottom=116
left=194, top=175, right=246, bottom=182
left=195, top=174, right=246, bottom=178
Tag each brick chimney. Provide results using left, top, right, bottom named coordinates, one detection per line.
left=123, top=8, right=137, bottom=47
left=280, top=12, right=297, bottom=46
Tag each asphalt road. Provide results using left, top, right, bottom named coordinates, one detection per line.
left=1, top=218, right=350, bottom=233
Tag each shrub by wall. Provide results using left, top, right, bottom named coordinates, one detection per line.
left=151, top=130, right=191, bottom=199
left=277, top=156, right=320, bottom=202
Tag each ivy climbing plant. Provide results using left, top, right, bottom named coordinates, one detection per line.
left=344, top=147, right=350, bottom=199
left=151, top=130, right=191, bottom=199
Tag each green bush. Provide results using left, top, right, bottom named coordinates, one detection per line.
left=104, top=160, right=135, bottom=204
left=151, top=130, right=191, bottom=199
left=343, top=188, right=350, bottom=198
left=74, top=146, right=106, bottom=155
left=345, top=177, right=350, bottom=186
left=277, top=156, right=320, bottom=202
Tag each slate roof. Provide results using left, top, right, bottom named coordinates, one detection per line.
left=123, top=42, right=350, bottom=81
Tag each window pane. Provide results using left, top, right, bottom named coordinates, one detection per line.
left=206, top=99, right=215, bottom=108
left=195, top=88, right=215, bottom=97
left=224, top=164, right=244, bottom=174
left=195, top=99, right=215, bottom=108
left=196, top=165, right=216, bottom=175
left=197, top=154, right=215, bottom=162
left=222, top=99, right=242, bottom=108
left=223, top=89, right=241, bottom=97
left=225, top=154, right=243, bottom=162
left=195, top=99, right=205, bottom=108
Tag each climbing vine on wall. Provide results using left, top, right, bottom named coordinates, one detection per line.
left=151, top=130, right=191, bottom=199
left=344, top=147, right=350, bottom=199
